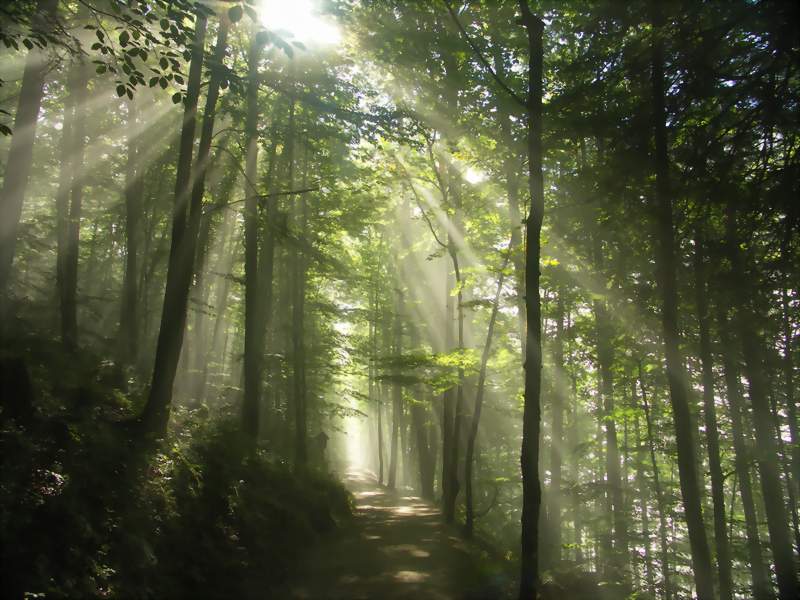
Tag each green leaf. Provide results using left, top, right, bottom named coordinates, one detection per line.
left=116, top=84, right=126, bottom=97
left=255, top=30, right=271, bottom=46
left=172, top=92, right=182, bottom=104
left=119, top=31, right=130, bottom=46
left=228, top=5, right=243, bottom=23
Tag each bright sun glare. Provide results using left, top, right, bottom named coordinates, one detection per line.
left=259, top=0, right=342, bottom=47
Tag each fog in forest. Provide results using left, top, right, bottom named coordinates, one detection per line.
left=0, top=1, right=798, bottom=599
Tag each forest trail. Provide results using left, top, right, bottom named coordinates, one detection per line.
left=284, top=468, right=510, bottom=599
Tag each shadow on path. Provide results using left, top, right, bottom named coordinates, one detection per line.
left=282, top=468, right=509, bottom=599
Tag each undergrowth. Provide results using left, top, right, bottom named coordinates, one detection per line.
left=0, top=338, right=352, bottom=599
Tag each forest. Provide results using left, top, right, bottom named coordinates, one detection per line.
left=0, top=0, right=798, bottom=598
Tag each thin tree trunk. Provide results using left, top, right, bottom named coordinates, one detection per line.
left=569, top=367, right=583, bottom=563
left=388, top=283, right=403, bottom=489
left=256, top=125, right=280, bottom=431
left=547, top=284, right=565, bottom=560
left=635, top=412, right=657, bottom=599
left=141, top=10, right=208, bottom=434
left=518, top=2, right=544, bottom=597
left=725, top=202, right=799, bottom=600
left=638, top=366, right=672, bottom=600
left=118, top=97, right=144, bottom=365
left=448, top=246, right=465, bottom=507
left=693, top=229, right=733, bottom=600
left=378, top=295, right=389, bottom=485
left=781, top=222, right=799, bottom=506
left=192, top=154, right=238, bottom=401
left=442, top=253, right=456, bottom=520
left=593, top=252, right=625, bottom=578
left=649, top=4, right=714, bottom=597
left=465, top=252, right=509, bottom=537
left=56, top=69, right=76, bottom=347
left=59, top=62, right=89, bottom=351
left=370, top=284, right=384, bottom=485
left=716, top=303, right=773, bottom=600
left=291, top=132, right=308, bottom=471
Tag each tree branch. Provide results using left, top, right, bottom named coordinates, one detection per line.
left=442, top=0, right=526, bottom=109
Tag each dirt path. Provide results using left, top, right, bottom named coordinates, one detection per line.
left=283, top=468, right=510, bottom=599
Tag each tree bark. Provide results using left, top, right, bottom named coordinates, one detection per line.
left=141, top=11, right=208, bottom=434
left=634, top=412, right=657, bottom=599
left=725, top=202, right=799, bottom=600
left=715, top=303, right=772, bottom=600
left=593, top=247, right=626, bottom=579
left=649, top=4, right=715, bottom=597
left=518, top=2, right=544, bottom=597
left=388, top=282, right=403, bottom=490
left=290, top=132, right=308, bottom=472
left=441, top=247, right=457, bottom=520
left=465, top=252, right=509, bottom=536
left=638, top=366, right=672, bottom=600
left=242, top=29, right=264, bottom=443
left=693, top=229, right=733, bottom=600
left=59, top=62, right=89, bottom=351
left=546, top=285, right=565, bottom=560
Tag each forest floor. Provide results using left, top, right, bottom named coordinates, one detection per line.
left=281, top=468, right=513, bottom=599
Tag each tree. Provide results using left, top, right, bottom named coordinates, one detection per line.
left=649, top=3, right=714, bottom=597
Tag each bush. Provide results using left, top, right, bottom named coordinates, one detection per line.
left=1, top=347, right=352, bottom=600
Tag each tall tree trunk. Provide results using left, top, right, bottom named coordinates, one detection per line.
left=635, top=412, right=657, bottom=599
left=649, top=4, right=715, bottom=597
left=402, top=209, right=435, bottom=498
left=448, top=245, right=465, bottom=508
left=465, top=252, right=509, bottom=536
left=192, top=153, right=238, bottom=401
left=716, top=304, right=773, bottom=600
left=370, top=284, right=384, bottom=485
left=569, top=367, right=583, bottom=563
left=547, top=285, right=565, bottom=560
left=725, top=203, right=799, bottom=600
left=291, top=133, right=308, bottom=471
left=388, top=283, right=403, bottom=489
left=256, top=125, right=280, bottom=431
left=441, top=252, right=456, bottom=520
left=518, top=2, right=544, bottom=597
left=378, top=294, right=389, bottom=485
left=242, top=29, right=264, bottom=443
left=693, top=229, right=733, bottom=600
left=59, top=62, right=89, bottom=351
left=0, top=0, right=57, bottom=301
left=780, top=222, right=799, bottom=502
left=140, top=11, right=208, bottom=434
left=638, top=367, right=672, bottom=600
left=118, top=97, right=144, bottom=366
left=55, top=69, right=76, bottom=348
left=593, top=244, right=625, bottom=578
left=410, top=387, right=434, bottom=499
left=206, top=203, right=236, bottom=395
